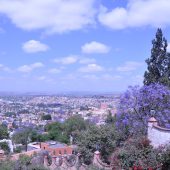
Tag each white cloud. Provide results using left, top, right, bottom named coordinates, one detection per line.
left=98, top=0, right=170, bottom=29
left=54, top=55, right=78, bottom=65
left=79, top=58, right=96, bottom=64
left=0, top=64, right=11, bottom=72
left=116, top=61, right=143, bottom=72
left=78, top=64, right=104, bottom=72
left=0, top=0, right=96, bottom=34
left=18, top=62, right=44, bottom=73
left=83, top=74, right=99, bottom=80
left=102, top=74, right=122, bottom=80
left=48, top=68, right=61, bottom=74
left=62, top=74, right=76, bottom=80
left=37, top=76, right=46, bottom=81
left=167, top=43, right=170, bottom=52
left=23, top=40, right=49, bottom=53
left=82, top=41, right=110, bottom=54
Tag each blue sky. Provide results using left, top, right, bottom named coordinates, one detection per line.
left=0, top=0, right=170, bottom=93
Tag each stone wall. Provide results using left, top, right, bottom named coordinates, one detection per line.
left=148, top=117, right=170, bottom=148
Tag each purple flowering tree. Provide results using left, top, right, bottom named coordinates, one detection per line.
left=116, top=83, right=170, bottom=136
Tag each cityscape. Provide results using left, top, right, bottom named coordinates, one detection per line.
left=0, top=0, right=170, bottom=170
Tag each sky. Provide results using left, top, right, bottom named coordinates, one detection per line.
left=0, top=0, right=170, bottom=93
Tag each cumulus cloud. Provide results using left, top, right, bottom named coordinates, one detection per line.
left=102, top=74, right=122, bottom=80
left=0, top=0, right=96, bottom=34
left=78, top=64, right=104, bottom=72
left=0, top=64, right=11, bottom=72
left=22, top=40, right=49, bottom=53
left=116, top=61, right=143, bottom=72
left=54, top=55, right=78, bottom=65
left=48, top=68, right=61, bottom=74
left=82, top=41, right=110, bottom=54
left=79, top=58, right=96, bottom=64
left=18, top=62, right=44, bottom=73
left=98, top=0, right=170, bottom=29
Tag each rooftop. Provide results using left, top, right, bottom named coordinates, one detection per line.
left=44, top=141, right=67, bottom=148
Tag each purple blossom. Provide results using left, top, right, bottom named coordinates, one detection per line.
left=116, top=83, right=170, bottom=135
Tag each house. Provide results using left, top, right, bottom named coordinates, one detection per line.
left=40, top=141, right=73, bottom=156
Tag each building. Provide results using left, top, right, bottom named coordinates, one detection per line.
left=40, top=141, right=73, bottom=156
left=148, top=117, right=170, bottom=148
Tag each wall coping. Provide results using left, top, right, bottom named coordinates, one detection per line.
left=153, top=124, right=170, bottom=132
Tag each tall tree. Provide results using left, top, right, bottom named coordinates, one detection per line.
left=12, top=127, right=33, bottom=151
left=77, top=125, right=117, bottom=165
left=144, top=28, right=170, bottom=86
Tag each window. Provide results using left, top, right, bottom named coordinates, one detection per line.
left=44, top=147, right=45, bottom=150
left=53, top=150, right=56, bottom=155
left=59, top=150, right=62, bottom=155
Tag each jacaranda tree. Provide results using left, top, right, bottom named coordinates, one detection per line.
left=116, top=83, right=170, bottom=137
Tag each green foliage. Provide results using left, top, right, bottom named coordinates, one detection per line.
left=45, top=121, right=68, bottom=143
left=41, top=114, right=52, bottom=120
left=44, top=115, right=88, bottom=144
left=0, top=155, right=49, bottom=170
left=5, top=112, right=16, bottom=117
left=12, top=127, right=33, bottom=151
left=0, top=142, right=10, bottom=154
left=64, top=115, right=88, bottom=140
left=105, top=110, right=115, bottom=124
left=160, top=145, right=170, bottom=169
left=144, top=28, right=170, bottom=86
left=14, top=146, right=22, bottom=153
left=0, top=124, right=9, bottom=140
left=30, top=131, right=45, bottom=142
left=0, top=160, right=14, bottom=170
left=77, top=124, right=117, bottom=165
left=117, top=136, right=162, bottom=169
left=19, top=154, right=32, bottom=166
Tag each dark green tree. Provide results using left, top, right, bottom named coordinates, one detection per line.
left=64, top=115, right=88, bottom=138
left=144, top=28, right=170, bottom=86
left=41, top=114, right=52, bottom=120
left=12, top=128, right=33, bottom=151
left=45, top=122, right=68, bottom=143
left=0, top=124, right=8, bottom=140
left=105, top=110, right=115, bottom=124
left=0, top=142, right=10, bottom=154
left=76, top=125, right=117, bottom=165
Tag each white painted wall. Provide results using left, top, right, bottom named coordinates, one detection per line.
left=148, top=120, right=170, bottom=148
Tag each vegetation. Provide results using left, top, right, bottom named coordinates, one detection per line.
left=105, top=110, right=115, bottom=124
left=0, top=142, right=10, bottom=154
left=144, top=28, right=170, bottom=86
left=0, top=124, right=9, bottom=140
left=3, top=28, right=170, bottom=169
left=117, top=136, right=162, bottom=169
left=116, top=83, right=170, bottom=137
left=0, top=155, right=49, bottom=170
left=41, top=114, right=52, bottom=120
left=77, top=124, right=117, bottom=165
left=12, top=127, right=33, bottom=151
left=44, top=115, right=89, bottom=144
